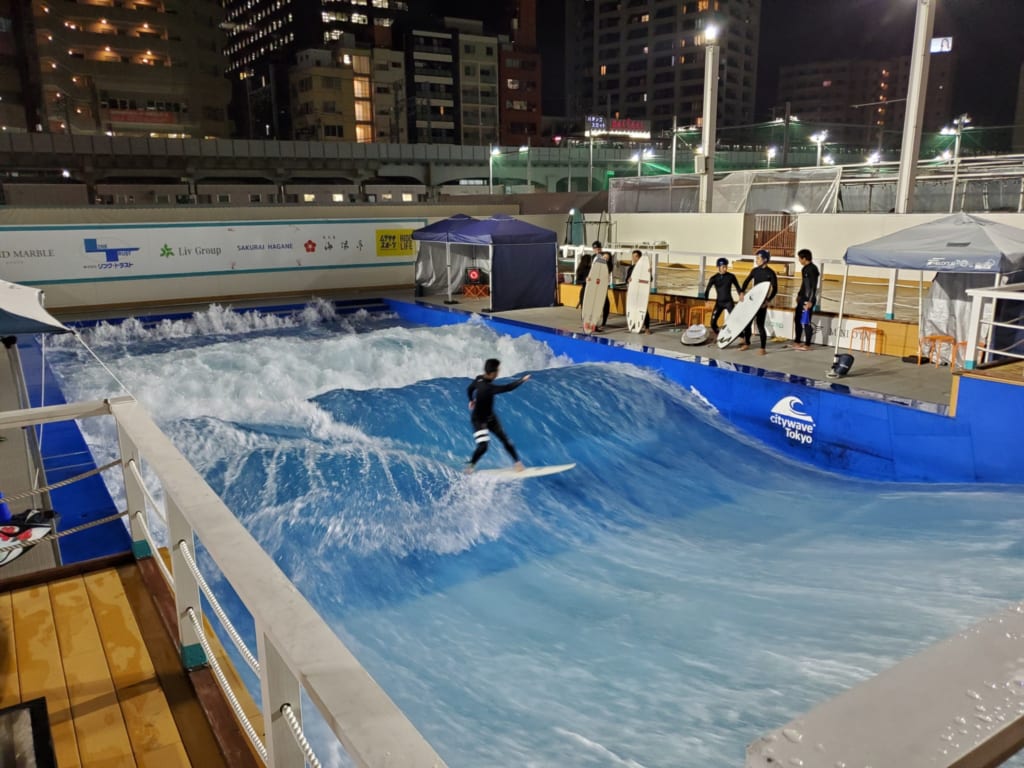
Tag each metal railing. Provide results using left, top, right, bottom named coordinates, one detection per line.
left=964, top=281, right=1024, bottom=369
left=0, top=396, right=447, bottom=768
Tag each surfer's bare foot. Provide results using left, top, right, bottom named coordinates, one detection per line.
left=514, top=461, right=525, bottom=472
left=758, top=349, right=767, bottom=355
left=739, top=343, right=750, bottom=351
left=463, top=464, right=474, bottom=475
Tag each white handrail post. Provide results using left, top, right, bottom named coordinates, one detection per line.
left=114, top=420, right=150, bottom=558
left=697, top=254, right=708, bottom=297
left=258, top=628, right=305, bottom=768
left=168, top=497, right=207, bottom=669
left=884, top=268, right=898, bottom=319
left=963, top=291, right=984, bottom=370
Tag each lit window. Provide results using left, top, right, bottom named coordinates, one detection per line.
left=401, top=192, right=414, bottom=202
left=303, top=193, right=316, bottom=202
left=332, top=193, right=346, bottom=202
left=822, top=80, right=831, bottom=87
left=600, top=65, right=606, bottom=76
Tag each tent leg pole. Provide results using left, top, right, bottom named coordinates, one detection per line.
left=444, top=244, right=458, bottom=304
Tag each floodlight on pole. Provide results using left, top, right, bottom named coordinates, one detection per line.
left=811, top=131, right=828, bottom=167
left=945, top=113, right=970, bottom=212
left=698, top=24, right=721, bottom=212
left=488, top=146, right=500, bottom=194
left=632, top=149, right=653, bottom=177
left=766, top=146, right=777, bottom=168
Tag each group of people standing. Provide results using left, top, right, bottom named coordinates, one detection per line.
left=575, top=241, right=651, bottom=333
left=704, top=247, right=820, bottom=354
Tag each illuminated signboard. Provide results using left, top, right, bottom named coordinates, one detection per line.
left=930, top=37, right=953, bottom=54
left=585, top=115, right=651, bottom=139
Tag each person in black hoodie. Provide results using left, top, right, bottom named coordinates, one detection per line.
left=739, top=249, right=779, bottom=355
left=464, top=358, right=530, bottom=473
left=705, top=257, right=741, bottom=338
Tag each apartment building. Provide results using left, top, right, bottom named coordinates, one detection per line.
left=564, top=0, right=761, bottom=134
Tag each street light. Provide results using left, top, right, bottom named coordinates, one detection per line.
left=810, top=131, right=828, bottom=167
left=632, top=148, right=654, bottom=177
left=519, top=142, right=531, bottom=190
left=766, top=146, right=777, bottom=168
left=941, top=113, right=970, bottom=213
left=698, top=23, right=720, bottom=213
left=488, top=146, right=500, bottom=194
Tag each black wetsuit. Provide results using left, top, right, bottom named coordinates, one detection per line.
left=625, top=263, right=651, bottom=330
left=794, top=261, right=820, bottom=346
left=740, top=265, right=779, bottom=350
left=705, top=272, right=741, bottom=333
left=467, top=375, right=527, bottom=466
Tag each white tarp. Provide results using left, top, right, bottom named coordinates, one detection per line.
left=0, top=279, right=68, bottom=335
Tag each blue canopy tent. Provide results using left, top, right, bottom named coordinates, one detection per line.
left=413, top=214, right=558, bottom=312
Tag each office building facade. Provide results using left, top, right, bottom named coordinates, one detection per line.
left=777, top=53, right=954, bottom=149
left=564, top=0, right=761, bottom=135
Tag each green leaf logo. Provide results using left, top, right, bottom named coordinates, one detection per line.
left=160, top=244, right=173, bottom=258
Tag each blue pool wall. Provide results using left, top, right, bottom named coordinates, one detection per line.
left=390, top=299, right=1023, bottom=485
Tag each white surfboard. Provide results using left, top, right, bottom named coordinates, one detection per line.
left=625, top=254, right=652, bottom=333
left=716, top=280, right=772, bottom=349
left=581, top=259, right=610, bottom=334
left=473, top=463, right=576, bottom=480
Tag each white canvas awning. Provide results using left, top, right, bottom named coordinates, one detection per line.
left=0, top=279, right=69, bottom=335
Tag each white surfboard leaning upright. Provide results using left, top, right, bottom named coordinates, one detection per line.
left=716, top=280, right=772, bottom=349
left=581, top=259, right=610, bottom=334
left=625, top=254, right=652, bottom=333
left=473, top=463, right=576, bottom=480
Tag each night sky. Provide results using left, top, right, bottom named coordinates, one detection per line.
left=436, top=0, right=1024, bottom=125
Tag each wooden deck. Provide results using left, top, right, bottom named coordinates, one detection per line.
left=1, top=558, right=258, bottom=768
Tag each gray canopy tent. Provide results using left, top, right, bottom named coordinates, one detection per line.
left=836, top=213, right=1024, bottom=365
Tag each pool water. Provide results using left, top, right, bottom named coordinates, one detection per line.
left=47, top=302, right=1024, bottom=767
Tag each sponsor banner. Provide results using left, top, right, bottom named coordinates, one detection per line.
left=0, top=219, right=424, bottom=283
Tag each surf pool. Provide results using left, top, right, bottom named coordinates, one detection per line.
left=46, top=301, right=1024, bottom=767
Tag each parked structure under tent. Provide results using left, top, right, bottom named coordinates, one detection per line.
left=413, top=214, right=558, bottom=312
left=836, top=213, right=1024, bottom=367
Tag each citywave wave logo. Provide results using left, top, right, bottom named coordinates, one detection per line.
left=769, top=395, right=815, bottom=445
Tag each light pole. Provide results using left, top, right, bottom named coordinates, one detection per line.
left=942, top=113, right=970, bottom=213
left=766, top=146, right=777, bottom=168
left=811, top=131, right=828, bottom=167
left=894, top=0, right=937, bottom=213
left=489, top=147, right=500, bottom=194
left=632, top=148, right=653, bottom=177
left=698, top=23, right=720, bottom=213
left=519, top=141, right=531, bottom=190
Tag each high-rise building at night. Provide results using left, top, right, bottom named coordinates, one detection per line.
left=563, top=0, right=761, bottom=135
left=222, top=0, right=415, bottom=138
left=777, top=52, right=954, bottom=149
left=1, top=0, right=229, bottom=137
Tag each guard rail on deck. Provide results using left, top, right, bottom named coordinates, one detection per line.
left=0, top=396, right=447, bottom=768
left=965, top=282, right=1024, bottom=369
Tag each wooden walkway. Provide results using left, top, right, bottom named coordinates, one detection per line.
left=1, top=560, right=250, bottom=768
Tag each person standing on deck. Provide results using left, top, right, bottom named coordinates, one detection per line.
left=625, top=249, right=652, bottom=334
left=705, top=257, right=741, bottom=339
left=793, top=249, right=820, bottom=350
left=739, top=249, right=779, bottom=355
